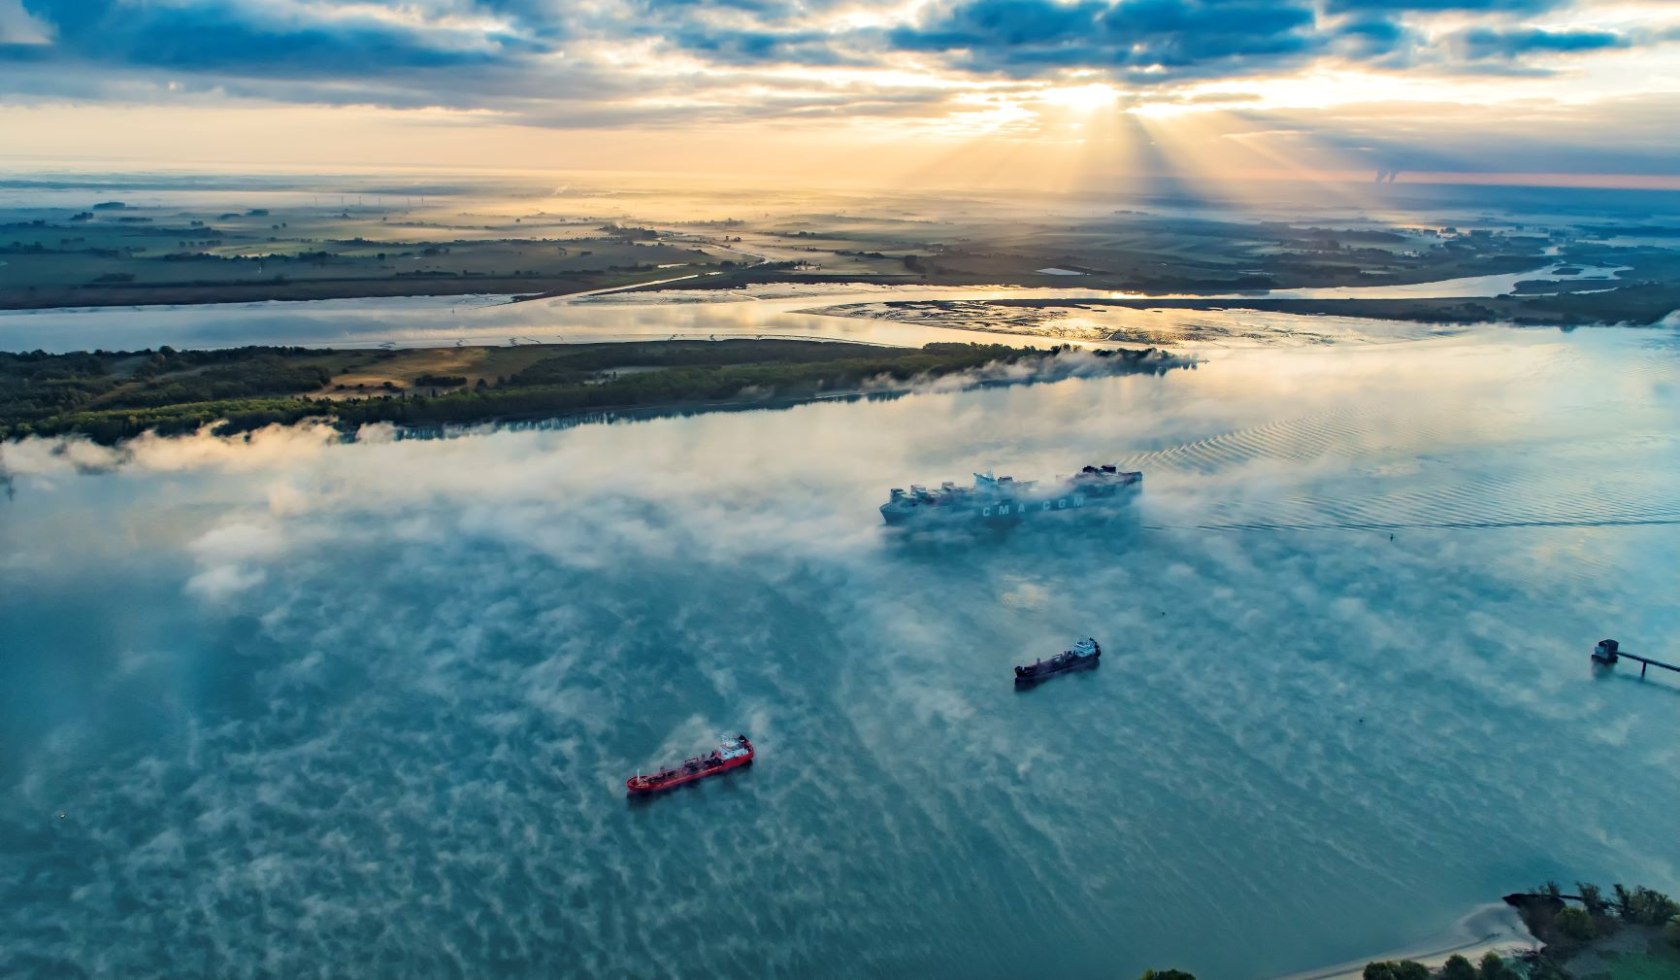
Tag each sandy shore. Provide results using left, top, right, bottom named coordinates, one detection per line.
left=1275, top=903, right=1542, bottom=980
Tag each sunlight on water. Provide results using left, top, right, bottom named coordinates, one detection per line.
left=1, top=327, right=1677, bottom=977
left=0, top=267, right=1579, bottom=354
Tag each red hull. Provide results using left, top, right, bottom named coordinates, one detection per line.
left=626, top=735, right=754, bottom=795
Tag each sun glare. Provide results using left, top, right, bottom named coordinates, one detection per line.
left=1041, top=83, right=1121, bottom=112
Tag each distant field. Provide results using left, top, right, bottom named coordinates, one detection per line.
left=974, top=287, right=1680, bottom=328
left=807, top=242, right=1680, bottom=329
left=0, top=202, right=734, bottom=308
left=6, top=179, right=1680, bottom=318
left=618, top=217, right=1571, bottom=297
left=0, top=267, right=697, bottom=309
left=0, top=185, right=1595, bottom=310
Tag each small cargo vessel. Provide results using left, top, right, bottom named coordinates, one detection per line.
left=626, top=734, right=753, bottom=796
left=1015, top=638, right=1101, bottom=686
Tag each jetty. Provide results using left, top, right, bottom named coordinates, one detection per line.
left=1591, top=638, right=1680, bottom=679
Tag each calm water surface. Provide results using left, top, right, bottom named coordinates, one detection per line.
left=2, top=327, right=1678, bottom=978
left=0, top=265, right=1609, bottom=353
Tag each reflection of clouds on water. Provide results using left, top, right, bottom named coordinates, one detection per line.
left=1, top=328, right=1679, bottom=977
left=805, top=300, right=1451, bottom=348
left=0, top=267, right=1570, bottom=354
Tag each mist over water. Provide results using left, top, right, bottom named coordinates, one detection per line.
left=2, top=327, right=1678, bottom=978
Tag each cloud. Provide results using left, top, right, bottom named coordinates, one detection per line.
left=184, top=562, right=268, bottom=601
left=1328, top=16, right=1418, bottom=62
left=0, top=421, right=343, bottom=477
left=18, top=0, right=541, bottom=76
left=2, top=0, right=1670, bottom=127
left=0, top=0, right=1675, bottom=185
left=1324, top=0, right=1566, bottom=10
left=0, top=0, right=48, bottom=45
left=886, top=0, right=1326, bottom=80
left=1453, top=26, right=1629, bottom=59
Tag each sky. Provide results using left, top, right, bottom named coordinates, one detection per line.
left=1, top=0, right=1678, bottom=190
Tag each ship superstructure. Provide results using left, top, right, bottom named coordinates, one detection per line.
left=626, top=734, right=754, bottom=796
left=881, top=465, right=1141, bottom=526
left=1015, top=638, right=1102, bottom=686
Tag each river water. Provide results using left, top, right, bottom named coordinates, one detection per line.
left=2, top=321, right=1678, bottom=978
left=0, top=264, right=1624, bottom=353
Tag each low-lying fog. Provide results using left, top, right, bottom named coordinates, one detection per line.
left=2, top=327, right=1677, bottom=978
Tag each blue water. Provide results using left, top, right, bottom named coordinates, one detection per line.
left=2, top=327, right=1678, bottom=978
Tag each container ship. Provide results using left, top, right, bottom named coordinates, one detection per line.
left=881, top=465, right=1141, bottom=526
left=626, top=734, right=753, bottom=796
left=1015, top=638, right=1101, bottom=686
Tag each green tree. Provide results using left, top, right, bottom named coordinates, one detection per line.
left=1362, top=962, right=1427, bottom=980
left=1440, top=954, right=1477, bottom=980
left=1576, top=882, right=1606, bottom=917
left=1554, top=906, right=1596, bottom=941
left=1626, top=886, right=1680, bottom=926
left=1479, top=951, right=1509, bottom=979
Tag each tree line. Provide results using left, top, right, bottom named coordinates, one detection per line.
left=2, top=341, right=1174, bottom=445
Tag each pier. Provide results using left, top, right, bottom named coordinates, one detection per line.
left=1591, top=639, right=1680, bottom=679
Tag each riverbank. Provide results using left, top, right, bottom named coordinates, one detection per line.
left=1277, top=904, right=1541, bottom=980
left=1502, top=885, right=1680, bottom=979
left=0, top=267, right=694, bottom=311
left=806, top=286, right=1680, bottom=340
left=993, top=288, right=1680, bottom=329
left=1283, top=885, right=1680, bottom=980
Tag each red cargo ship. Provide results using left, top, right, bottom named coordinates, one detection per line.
left=626, top=734, right=754, bottom=796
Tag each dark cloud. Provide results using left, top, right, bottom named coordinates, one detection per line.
left=19, top=0, right=545, bottom=75
left=887, top=0, right=1324, bottom=78
left=1323, top=0, right=1565, bottom=11
left=665, top=28, right=870, bottom=68
left=1455, top=26, right=1629, bottom=59
left=0, top=40, right=52, bottom=62
left=1331, top=16, right=1416, bottom=60
left=633, top=0, right=798, bottom=13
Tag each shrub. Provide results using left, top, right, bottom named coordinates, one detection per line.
left=1626, top=886, right=1679, bottom=926
left=1363, top=962, right=1428, bottom=980
left=1554, top=906, right=1596, bottom=941
left=1440, top=954, right=1476, bottom=980
left=414, top=373, right=467, bottom=388
left=1576, top=882, right=1607, bottom=917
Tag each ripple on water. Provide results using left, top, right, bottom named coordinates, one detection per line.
left=1, top=327, right=1678, bottom=978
